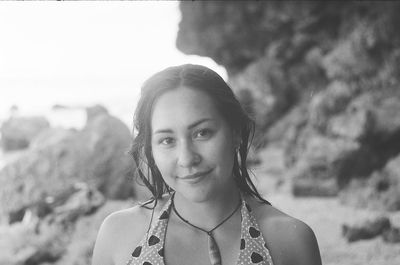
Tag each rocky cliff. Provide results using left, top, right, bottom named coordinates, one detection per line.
left=0, top=106, right=147, bottom=265
left=177, top=1, right=400, bottom=210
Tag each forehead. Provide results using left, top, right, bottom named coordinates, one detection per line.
left=151, top=87, right=223, bottom=131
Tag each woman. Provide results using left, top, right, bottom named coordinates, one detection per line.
left=92, top=64, right=322, bottom=265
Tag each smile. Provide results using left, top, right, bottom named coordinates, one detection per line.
left=179, top=169, right=213, bottom=183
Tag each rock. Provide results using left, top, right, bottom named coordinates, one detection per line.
left=385, top=153, right=400, bottom=179
left=339, top=154, right=400, bottom=211
left=382, top=227, right=400, bottom=243
left=24, top=247, right=62, bottom=265
left=85, top=105, right=108, bottom=124
left=177, top=1, right=347, bottom=74
left=264, top=103, right=308, bottom=147
left=338, top=92, right=400, bottom=145
left=342, top=216, right=391, bottom=242
left=0, top=109, right=136, bottom=217
left=288, top=133, right=376, bottom=191
left=9, top=183, right=105, bottom=224
left=30, top=127, right=76, bottom=149
left=321, top=5, right=400, bottom=81
left=292, top=176, right=338, bottom=197
left=51, top=104, right=71, bottom=110
left=329, top=91, right=400, bottom=162
left=327, top=94, right=374, bottom=141
left=322, top=32, right=376, bottom=81
left=0, top=116, right=50, bottom=151
left=0, top=216, right=66, bottom=265
left=308, top=81, right=354, bottom=133
left=255, top=145, right=287, bottom=178
left=54, top=200, right=132, bottom=265
left=0, top=191, right=129, bottom=265
left=177, top=1, right=268, bottom=73
left=49, top=183, right=106, bottom=224
left=229, top=57, right=293, bottom=130
left=288, top=89, right=400, bottom=198
left=80, top=114, right=135, bottom=199
left=327, top=108, right=372, bottom=141
left=370, top=96, right=400, bottom=142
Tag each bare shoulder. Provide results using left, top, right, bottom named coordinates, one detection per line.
left=92, top=197, right=169, bottom=265
left=247, top=197, right=322, bottom=265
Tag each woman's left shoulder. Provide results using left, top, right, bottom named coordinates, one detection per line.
left=247, top=197, right=322, bottom=265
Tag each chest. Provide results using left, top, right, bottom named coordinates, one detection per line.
left=164, top=220, right=241, bottom=265
left=125, top=199, right=274, bottom=265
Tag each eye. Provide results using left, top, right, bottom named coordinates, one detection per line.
left=194, top=128, right=213, bottom=139
left=158, top=137, right=175, bottom=146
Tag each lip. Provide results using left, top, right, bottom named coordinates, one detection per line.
left=179, top=168, right=213, bottom=182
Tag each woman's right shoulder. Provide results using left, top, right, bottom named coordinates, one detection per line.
left=101, top=195, right=170, bottom=237
left=92, top=196, right=170, bottom=265
left=102, top=205, right=150, bottom=237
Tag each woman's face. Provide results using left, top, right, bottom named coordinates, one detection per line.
left=151, top=87, right=239, bottom=202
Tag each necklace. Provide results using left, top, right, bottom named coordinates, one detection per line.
left=171, top=194, right=242, bottom=265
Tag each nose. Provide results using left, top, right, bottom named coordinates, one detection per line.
left=177, top=141, right=201, bottom=168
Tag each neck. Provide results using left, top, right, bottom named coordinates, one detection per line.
left=172, top=186, right=241, bottom=231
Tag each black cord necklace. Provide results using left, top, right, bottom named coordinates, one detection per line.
left=171, top=195, right=242, bottom=265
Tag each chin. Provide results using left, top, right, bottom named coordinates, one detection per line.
left=172, top=173, right=233, bottom=203
left=175, top=185, right=215, bottom=203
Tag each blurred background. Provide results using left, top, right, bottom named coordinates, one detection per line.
left=1, top=1, right=400, bottom=265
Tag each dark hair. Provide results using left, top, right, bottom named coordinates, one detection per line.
left=129, top=64, right=270, bottom=207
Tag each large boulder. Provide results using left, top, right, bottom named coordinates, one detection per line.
left=227, top=34, right=328, bottom=140
left=369, top=95, right=400, bottom=143
left=85, top=104, right=109, bottom=124
left=0, top=108, right=136, bottom=218
left=342, top=216, right=391, bottom=242
left=340, top=153, right=400, bottom=211
left=288, top=131, right=378, bottom=196
left=228, top=57, right=293, bottom=130
left=308, top=81, right=354, bottom=133
left=326, top=99, right=373, bottom=141
left=0, top=219, right=66, bottom=265
left=287, top=90, right=400, bottom=197
left=322, top=5, right=400, bottom=81
left=328, top=91, right=400, bottom=177
left=382, top=227, right=400, bottom=243
left=48, top=183, right=106, bottom=224
left=54, top=200, right=132, bottom=265
left=0, top=116, right=50, bottom=151
left=0, top=188, right=128, bottom=265
left=330, top=92, right=400, bottom=145
left=177, top=1, right=347, bottom=74
left=291, top=177, right=338, bottom=198
left=322, top=28, right=377, bottom=81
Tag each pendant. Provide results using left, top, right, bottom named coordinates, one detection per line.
left=208, top=233, right=222, bottom=265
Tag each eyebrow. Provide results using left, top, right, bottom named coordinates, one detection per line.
left=153, top=118, right=214, bottom=135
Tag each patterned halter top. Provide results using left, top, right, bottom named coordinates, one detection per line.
left=126, top=194, right=274, bottom=265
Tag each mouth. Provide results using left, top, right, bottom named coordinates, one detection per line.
left=179, top=168, right=213, bottom=182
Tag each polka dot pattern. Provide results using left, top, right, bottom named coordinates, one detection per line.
left=125, top=194, right=274, bottom=265
left=131, top=246, right=142, bottom=257
left=237, top=202, right=274, bottom=265
left=251, top=252, right=264, bottom=263
left=148, top=235, right=160, bottom=246
left=240, top=238, right=246, bottom=250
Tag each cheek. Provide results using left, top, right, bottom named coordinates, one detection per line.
left=152, top=149, right=173, bottom=176
left=209, top=137, right=235, bottom=168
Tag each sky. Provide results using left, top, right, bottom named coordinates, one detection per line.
left=0, top=2, right=226, bottom=127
